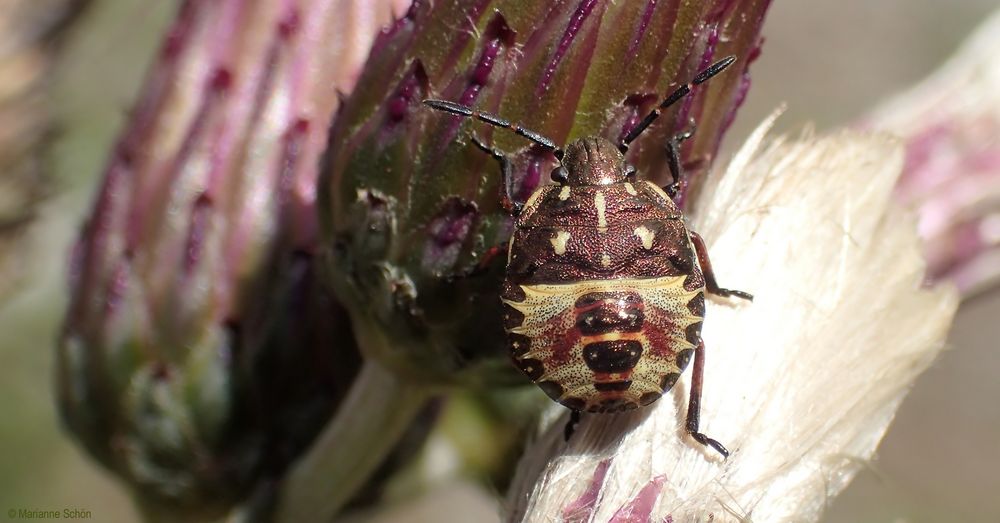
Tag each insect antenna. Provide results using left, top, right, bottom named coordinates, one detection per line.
left=618, top=55, right=737, bottom=153
left=423, top=99, right=565, bottom=159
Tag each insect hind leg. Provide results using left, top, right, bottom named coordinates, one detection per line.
left=686, top=340, right=729, bottom=458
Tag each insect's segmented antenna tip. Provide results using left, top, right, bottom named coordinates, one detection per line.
left=693, top=55, right=737, bottom=85
left=423, top=99, right=472, bottom=116
left=621, top=55, right=738, bottom=147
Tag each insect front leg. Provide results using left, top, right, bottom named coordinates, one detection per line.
left=690, top=231, right=753, bottom=301
left=685, top=340, right=729, bottom=458
left=471, top=135, right=523, bottom=216
left=664, top=120, right=697, bottom=198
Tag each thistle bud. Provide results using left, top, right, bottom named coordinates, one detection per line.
left=320, top=0, right=771, bottom=383
left=863, top=8, right=1000, bottom=297
left=57, top=0, right=403, bottom=518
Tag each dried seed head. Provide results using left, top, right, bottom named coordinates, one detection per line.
left=507, top=114, right=958, bottom=522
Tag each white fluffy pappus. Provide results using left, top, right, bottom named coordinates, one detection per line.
left=505, top=112, right=959, bottom=523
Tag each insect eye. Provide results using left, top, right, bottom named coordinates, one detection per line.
left=551, top=166, right=569, bottom=184
left=624, top=164, right=637, bottom=181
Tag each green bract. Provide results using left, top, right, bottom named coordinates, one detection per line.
left=320, top=0, right=769, bottom=382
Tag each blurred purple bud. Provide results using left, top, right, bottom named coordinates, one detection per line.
left=57, top=0, right=405, bottom=517
left=864, top=9, right=1000, bottom=296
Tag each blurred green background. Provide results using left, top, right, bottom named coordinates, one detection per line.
left=0, top=1, right=997, bottom=522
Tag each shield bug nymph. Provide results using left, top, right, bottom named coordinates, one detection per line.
left=424, top=56, right=751, bottom=457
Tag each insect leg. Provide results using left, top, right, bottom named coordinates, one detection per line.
left=690, top=231, right=753, bottom=301
left=564, top=410, right=582, bottom=441
left=471, top=136, right=523, bottom=216
left=664, top=120, right=697, bottom=198
left=685, top=339, right=729, bottom=458
left=444, top=243, right=506, bottom=282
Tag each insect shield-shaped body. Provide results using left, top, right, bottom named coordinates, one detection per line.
left=502, top=138, right=703, bottom=414
left=424, top=56, right=750, bottom=456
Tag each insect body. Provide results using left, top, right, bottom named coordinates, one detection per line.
left=424, top=56, right=750, bottom=457
left=502, top=141, right=705, bottom=413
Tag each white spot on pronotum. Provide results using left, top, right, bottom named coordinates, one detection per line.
left=595, top=191, right=607, bottom=228
left=601, top=253, right=611, bottom=267
left=624, top=182, right=637, bottom=196
left=635, top=226, right=655, bottom=250
left=559, top=186, right=571, bottom=200
left=645, top=181, right=673, bottom=202
left=522, top=186, right=546, bottom=213
left=551, top=230, right=571, bottom=255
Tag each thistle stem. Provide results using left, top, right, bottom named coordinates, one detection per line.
left=272, top=360, right=432, bottom=522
